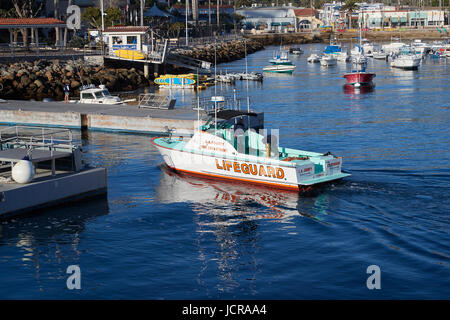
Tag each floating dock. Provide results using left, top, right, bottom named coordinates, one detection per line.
left=0, top=99, right=204, bottom=136
left=0, top=126, right=107, bottom=219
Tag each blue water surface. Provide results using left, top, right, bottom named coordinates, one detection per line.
left=0, top=44, right=449, bottom=299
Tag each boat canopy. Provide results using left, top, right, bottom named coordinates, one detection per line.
left=324, top=45, right=342, bottom=54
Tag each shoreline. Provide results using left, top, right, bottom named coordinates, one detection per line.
left=0, top=29, right=447, bottom=101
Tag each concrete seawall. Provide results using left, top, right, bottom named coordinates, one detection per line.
left=0, top=100, right=203, bottom=135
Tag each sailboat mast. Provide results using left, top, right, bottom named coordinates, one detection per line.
left=245, top=39, right=250, bottom=113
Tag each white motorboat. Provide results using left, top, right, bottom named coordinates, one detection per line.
left=289, top=47, right=303, bottom=55
left=323, top=44, right=350, bottom=62
left=361, top=38, right=375, bottom=57
left=372, top=50, right=388, bottom=60
left=151, top=113, right=350, bottom=192
left=215, top=74, right=235, bottom=84
left=390, top=48, right=422, bottom=70
left=239, top=72, right=263, bottom=81
left=77, top=84, right=132, bottom=104
left=382, top=38, right=406, bottom=55
left=307, top=54, right=321, bottom=63
left=411, top=39, right=430, bottom=56
left=263, top=64, right=296, bottom=73
left=320, top=55, right=337, bottom=66
left=269, top=50, right=293, bottom=65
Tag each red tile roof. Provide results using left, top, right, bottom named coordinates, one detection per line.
left=0, top=18, right=65, bottom=26
left=294, top=8, right=317, bottom=17
left=173, top=4, right=234, bottom=9
left=104, top=26, right=150, bottom=33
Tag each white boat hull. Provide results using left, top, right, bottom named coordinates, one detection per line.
left=320, top=57, right=337, bottom=66
left=390, top=56, right=421, bottom=69
left=263, top=65, right=296, bottom=73
left=151, top=132, right=349, bottom=191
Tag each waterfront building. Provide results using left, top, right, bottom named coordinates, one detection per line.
left=319, top=2, right=343, bottom=27
left=103, top=26, right=152, bottom=53
left=172, top=3, right=235, bottom=24
left=358, top=7, right=446, bottom=29
left=235, top=6, right=298, bottom=33
left=294, top=8, right=323, bottom=30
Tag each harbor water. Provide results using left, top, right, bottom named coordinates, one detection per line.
left=0, top=44, right=449, bottom=299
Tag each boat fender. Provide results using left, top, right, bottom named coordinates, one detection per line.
left=11, top=156, right=35, bottom=184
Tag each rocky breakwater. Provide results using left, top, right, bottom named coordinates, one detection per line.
left=174, top=39, right=265, bottom=64
left=0, top=59, right=152, bottom=101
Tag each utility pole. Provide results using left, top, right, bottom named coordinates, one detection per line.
left=101, top=0, right=105, bottom=56
left=209, top=0, right=211, bottom=27
left=186, top=0, right=189, bottom=46
left=140, top=0, right=144, bottom=26
left=54, top=0, right=59, bottom=46
left=101, top=0, right=105, bottom=32
left=217, top=0, right=220, bottom=32
left=192, top=0, right=198, bottom=25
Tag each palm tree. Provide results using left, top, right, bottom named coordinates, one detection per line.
left=342, top=0, right=359, bottom=29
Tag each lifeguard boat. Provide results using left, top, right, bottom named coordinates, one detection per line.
left=151, top=102, right=350, bottom=192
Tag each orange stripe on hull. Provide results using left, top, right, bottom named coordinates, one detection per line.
left=167, top=165, right=300, bottom=191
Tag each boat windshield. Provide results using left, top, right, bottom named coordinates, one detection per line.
left=94, top=91, right=103, bottom=99
left=102, top=89, right=111, bottom=97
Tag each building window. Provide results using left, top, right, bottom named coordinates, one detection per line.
left=112, top=36, right=122, bottom=44
left=127, top=36, right=137, bottom=44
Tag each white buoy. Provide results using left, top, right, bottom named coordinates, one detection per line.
left=11, top=158, right=35, bottom=184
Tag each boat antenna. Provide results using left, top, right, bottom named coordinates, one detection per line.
left=214, top=35, right=217, bottom=136
left=196, top=68, right=200, bottom=134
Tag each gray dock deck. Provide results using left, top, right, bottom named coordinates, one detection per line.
left=0, top=126, right=107, bottom=219
left=0, top=167, right=107, bottom=219
left=0, top=100, right=206, bottom=135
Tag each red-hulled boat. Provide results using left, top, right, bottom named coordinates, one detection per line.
left=343, top=56, right=375, bottom=87
left=343, top=70, right=376, bottom=87
left=344, top=25, right=376, bottom=88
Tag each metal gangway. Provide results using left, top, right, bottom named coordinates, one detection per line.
left=138, top=93, right=177, bottom=110
left=105, top=38, right=211, bottom=73
left=165, top=52, right=212, bottom=72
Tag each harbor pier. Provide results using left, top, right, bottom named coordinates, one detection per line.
left=0, top=100, right=203, bottom=136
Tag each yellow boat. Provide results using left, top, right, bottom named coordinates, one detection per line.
left=115, top=49, right=145, bottom=60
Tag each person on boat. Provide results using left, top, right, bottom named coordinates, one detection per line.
left=234, top=118, right=245, bottom=134
left=63, top=82, right=70, bottom=103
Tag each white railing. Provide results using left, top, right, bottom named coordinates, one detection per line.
left=0, top=126, right=75, bottom=153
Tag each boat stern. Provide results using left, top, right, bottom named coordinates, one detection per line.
left=294, top=155, right=350, bottom=186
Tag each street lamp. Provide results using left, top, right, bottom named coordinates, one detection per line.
left=186, top=0, right=189, bottom=46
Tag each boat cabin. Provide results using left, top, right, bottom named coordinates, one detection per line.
left=79, top=84, right=122, bottom=104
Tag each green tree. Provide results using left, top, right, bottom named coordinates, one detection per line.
left=81, top=7, right=102, bottom=30
left=82, top=7, right=123, bottom=29
left=168, top=22, right=185, bottom=38
left=105, top=7, right=123, bottom=26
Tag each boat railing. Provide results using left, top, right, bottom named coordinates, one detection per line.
left=0, top=126, right=76, bottom=157
left=193, top=95, right=243, bottom=113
